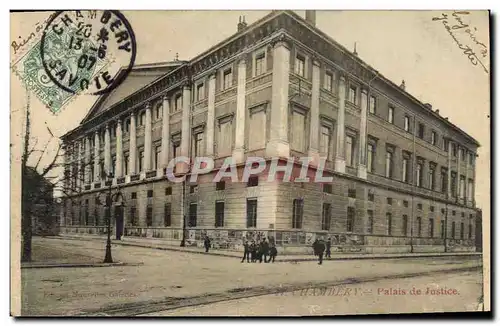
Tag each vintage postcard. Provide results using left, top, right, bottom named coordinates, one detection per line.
left=10, top=10, right=490, bottom=317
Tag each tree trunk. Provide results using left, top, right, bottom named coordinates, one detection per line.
left=21, top=210, right=32, bottom=262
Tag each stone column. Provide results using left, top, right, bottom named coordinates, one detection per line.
left=161, top=96, right=171, bottom=167
left=233, top=56, right=247, bottom=164
left=335, top=75, right=347, bottom=173
left=447, top=140, right=452, bottom=197
left=457, top=145, right=462, bottom=201
left=115, top=118, right=123, bottom=177
left=358, top=89, right=368, bottom=179
left=308, top=59, right=320, bottom=165
left=465, top=150, right=470, bottom=204
left=77, top=140, right=83, bottom=189
left=94, top=130, right=100, bottom=181
left=180, top=84, right=191, bottom=173
left=84, top=135, right=91, bottom=184
left=266, top=35, right=290, bottom=158
left=129, top=111, right=137, bottom=175
left=104, top=123, right=111, bottom=176
left=144, top=103, right=152, bottom=171
left=206, top=73, right=216, bottom=157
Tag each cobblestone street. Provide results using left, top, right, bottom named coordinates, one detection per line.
left=21, top=237, right=483, bottom=316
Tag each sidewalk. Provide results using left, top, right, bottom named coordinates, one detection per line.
left=50, top=234, right=481, bottom=262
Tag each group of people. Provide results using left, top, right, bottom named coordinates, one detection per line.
left=241, top=238, right=278, bottom=263
left=312, top=237, right=332, bottom=265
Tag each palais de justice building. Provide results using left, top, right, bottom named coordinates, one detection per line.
left=60, top=11, right=480, bottom=253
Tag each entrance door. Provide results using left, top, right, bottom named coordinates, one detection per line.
left=115, top=205, right=124, bottom=240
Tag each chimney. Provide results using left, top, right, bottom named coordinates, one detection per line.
left=305, top=10, right=316, bottom=26
left=237, top=16, right=247, bottom=32
left=436, top=109, right=440, bottom=114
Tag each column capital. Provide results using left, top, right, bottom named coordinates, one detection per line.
left=312, top=54, right=320, bottom=67
left=145, top=101, right=151, bottom=109
left=208, top=69, right=217, bottom=79
left=361, top=88, right=368, bottom=95
left=182, top=82, right=191, bottom=91
left=271, top=33, right=291, bottom=50
left=162, top=94, right=170, bottom=102
left=237, top=52, right=248, bottom=65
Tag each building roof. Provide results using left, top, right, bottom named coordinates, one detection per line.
left=64, top=10, right=480, bottom=147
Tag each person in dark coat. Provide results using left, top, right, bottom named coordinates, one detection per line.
left=204, top=235, right=211, bottom=253
left=325, top=237, right=332, bottom=259
left=250, top=241, right=257, bottom=262
left=316, top=239, right=326, bottom=265
left=241, top=241, right=250, bottom=263
left=312, top=239, right=319, bottom=256
left=268, top=243, right=278, bottom=263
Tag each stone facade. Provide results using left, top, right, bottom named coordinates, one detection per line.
left=59, top=11, right=479, bottom=253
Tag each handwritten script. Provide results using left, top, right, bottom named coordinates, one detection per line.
left=432, top=11, right=488, bottom=74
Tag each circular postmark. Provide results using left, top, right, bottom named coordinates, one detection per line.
left=40, top=10, right=137, bottom=96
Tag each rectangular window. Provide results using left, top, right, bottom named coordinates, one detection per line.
left=387, top=213, right=392, bottom=235
left=431, top=131, right=437, bottom=145
left=323, top=183, right=332, bottom=194
left=460, top=148, right=465, bottom=161
left=248, top=108, right=266, bottom=150
left=111, top=156, right=116, bottom=176
left=441, top=220, right=445, bottom=239
left=402, top=215, right=408, bottom=236
left=385, top=151, right=393, bottom=178
left=291, top=111, right=306, bottom=152
left=247, top=176, right=259, bottom=187
left=417, top=203, right=423, bottom=210
left=164, top=203, right=171, bottom=227
left=215, top=201, right=225, bottom=227
left=130, top=206, right=137, bottom=226
left=452, top=143, right=457, bottom=157
left=155, top=103, right=162, bottom=121
left=403, top=200, right=409, bottom=207
left=165, top=187, right=172, bottom=196
left=460, top=222, right=465, bottom=239
left=404, top=116, right=410, bottom=132
left=369, top=96, right=376, bottom=114
left=429, top=218, right=434, bottom=238
left=125, top=119, right=130, bottom=133
left=451, top=221, right=456, bottom=238
left=416, top=217, right=422, bottom=237
left=368, top=192, right=374, bottom=202
left=292, top=199, right=304, bottom=229
left=138, top=150, right=144, bottom=172
left=246, top=198, right=258, bottom=228
left=443, top=138, right=449, bottom=152
left=196, top=83, right=205, bottom=101
left=189, top=203, right=197, bottom=227
left=348, top=189, right=356, bottom=198
left=416, top=163, right=423, bottom=187
left=367, top=143, right=375, bottom=173
left=387, top=197, right=393, bottom=205
left=295, top=54, right=305, bottom=77
left=418, top=123, right=425, bottom=139
left=193, top=132, right=204, bottom=158
left=147, top=190, right=153, bottom=198
left=347, top=207, right=355, bottom=232
left=468, top=224, right=472, bottom=239
left=324, top=72, right=333, bottom=91
left=429, top=167, right=435, bottom=190
left=255, top=52, right=266, bottom=76
left=319, top=126, right=331, bottom=159
left=402, top=158, right=409, bottom=183
left=190, top=185, right=198, bottom=193
left=441, top=170, right=448, bottom=193
left=430, top=206, right=435, bottom=212
left=367, top=210, right=374, bottom=234
left=348, top=86, right=357, bottom=104
left=321, top=203, right=331, bottom=231
left=451, top=173, right=457, bottom=197
left=388, top=105, right=394, bottom=124
left=124, top=154, right=129, bottom=175
left=469, top=153, right=474, bottom=165
left=346, top=135, right=355, bottom=167
left=223, top=68, right=233, bottom=90
left=154, top=146, right=161, bottom=170
left=216, top=181, right=225, bottom=191
left=131, top=192, right=137, bottom=199
left=175, top=94, right=182, bottom=112
left=217, top=118, right=233, bottom=157
left=146, top=206, right=153, bottom=227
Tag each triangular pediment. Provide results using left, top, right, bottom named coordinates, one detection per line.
left=81, top=62, right=184, bottom=124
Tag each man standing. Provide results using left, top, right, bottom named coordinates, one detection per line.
left=241, top=240, right=250, bottom=263
left=325, top=237, right=332, bottom=259
left=250, top=241, right=257, bottom=262
left=269, top=243, right=278, bottom=263
left=317, top=238, right=326, bottom=265
left=204, top=235, right=211, bottom=253
left=262, top=239, right=270, bottom=263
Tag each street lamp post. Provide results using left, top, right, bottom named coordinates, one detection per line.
left=103, top=172, right=114, bottom=263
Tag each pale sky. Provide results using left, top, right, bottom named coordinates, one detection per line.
left=10, top=10, right=490, bottom=221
